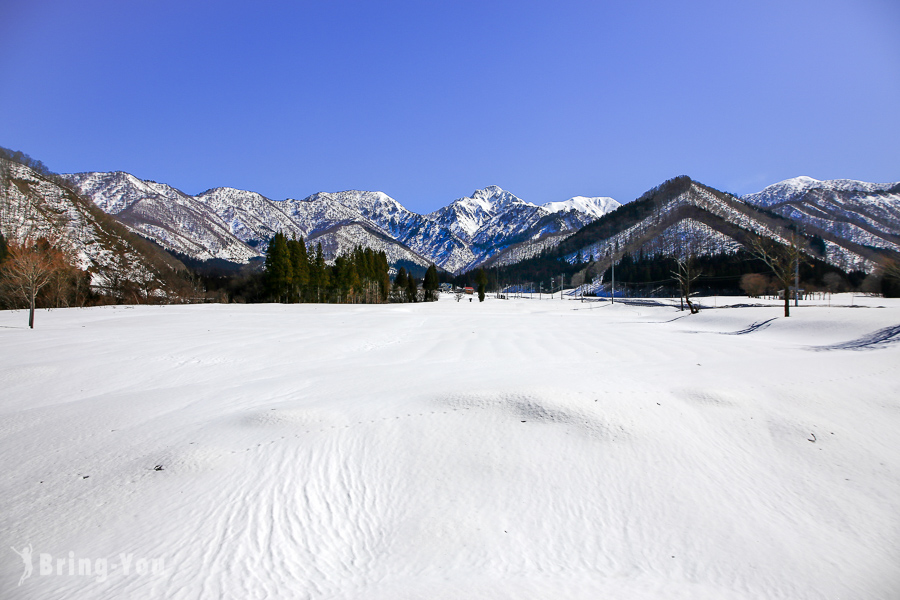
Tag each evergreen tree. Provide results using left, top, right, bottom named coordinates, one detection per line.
left=334, top=254, right=353, bottom=303
left=312, top=243, right=329, bottom=302
left=405, top=272, right=418, bottom=302
left=376, top=251, right=390, bottom=301
left=287, top=235, right=309, bottom=302
left=476, top=268, right=487, bottom=302
left=395, top=267, right=407, bottom=299
left=0, top=231, right=7, bottom=264
left=264, top=233, right=292, bottom=302
left=423, top=264, right=439, bottom=301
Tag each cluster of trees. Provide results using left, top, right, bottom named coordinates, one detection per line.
left=392, top=265, right=441, bottom=302
left=264, top=233, right=390, bottom=303
left=0, top=233, right=211, bottom=327
left=263, top=233, right=442, bottom=304
left=0, top=235, right=92, bottom=328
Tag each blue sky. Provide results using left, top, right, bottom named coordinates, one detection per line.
left=1, top=0, right=898, bottom=213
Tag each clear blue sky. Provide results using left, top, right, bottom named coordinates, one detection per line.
left=2, top=0, right=898, bottom=213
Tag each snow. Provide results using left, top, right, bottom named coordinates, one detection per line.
left=2, top=297, right=899, bottom=599
left=743, top=176, right=900, bottom=207
left=542, top=196, right=620, bottom=219
left=68, top=175, right=606, bottom=273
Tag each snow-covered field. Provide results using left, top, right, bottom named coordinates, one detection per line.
left=2, top=295, right=899, bottom=599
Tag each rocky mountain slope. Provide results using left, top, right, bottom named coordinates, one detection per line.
left=542, top=176, right=899, bottom=279
left=66, top=173, right=621, bottom=273
left=1, top=158, right=185, bottom=296
left=60, top=168, right=899, bottom=281
left=742, top=176, right=900, bottom=256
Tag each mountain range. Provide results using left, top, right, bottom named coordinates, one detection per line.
left=4, top=147, right=897, bottom=292
left=545, top=175, right=900, bottom=282
left=65, top=172, right=620, bottom=274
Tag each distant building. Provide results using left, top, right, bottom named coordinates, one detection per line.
left=464, top=287, right=475, bottom=295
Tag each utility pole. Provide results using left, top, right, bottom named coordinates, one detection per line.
left=794, top=254, right=800, bottom=307
left=611, top=258, right=615, bottom=305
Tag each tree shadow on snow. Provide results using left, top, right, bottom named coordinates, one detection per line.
left=810, top=323, right=900, bottom=351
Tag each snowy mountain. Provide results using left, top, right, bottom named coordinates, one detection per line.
left=66, top=175, right=618, bottom=273
left=426, top=187, right=616, bottom=270
left=742, top=176, right=900, bottom=256
left=742, top=176, right=899, bottom=207
left=0, top=160, right=184, bottom=293
left=542, top=196, right=620, bottom=219
left=541, top=176, right=899, bottom=277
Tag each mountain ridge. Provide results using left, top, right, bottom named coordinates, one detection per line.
left=66, top=174, right=621, bottom=273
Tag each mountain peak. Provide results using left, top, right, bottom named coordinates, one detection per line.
left=475, top=185, right=504, bottom=196
left=542, top=196, right=620, bottom=219
left=744, top=176, right=900, bottom=207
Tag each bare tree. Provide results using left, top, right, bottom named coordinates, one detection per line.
left=0, top=241, right=66, bottom=328
left=672, top=223, right=704, bottom=313
left=822, top=272, right=844, bottom=294
left=880, top=259, right=900, bottom=298
left=739, top=273, right=769, bottom=298
left=672, top=254, right=701, bottom=313
left=750, top=232, right=804, bottom=317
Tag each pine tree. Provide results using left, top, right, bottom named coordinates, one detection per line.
left=476, top=268, right=487, bottom=302
left=313, top=243, right=329, bottom=302
left=334, top=254, right=353, bottom=303
left=423, top=264, right=439, bottom=301
left=395, top=267, right=407, bottom=300
left=288, top=235, right=309, bottom=302
left=264, top=233, right=292, bottom=302
left=405, top=272, right=418, bottom=303
left=376, top=251, right=390, bottom=301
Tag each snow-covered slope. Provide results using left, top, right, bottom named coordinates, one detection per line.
left=67, top=175, right=616, bottom=273
left=1, top=161, right=183, bottom=290
left=549, top=176, right=898, bottom=275
left=290, top=191, right=474, bottom=273
left=542, top=195, right=620, bottom=219
left=427, top=187, right=616, bottom=271
left=742, top=176, right=900, bottom=255
left=743, top=176, right=899, bottom=207
left=2, top=298, right=898, bottom=599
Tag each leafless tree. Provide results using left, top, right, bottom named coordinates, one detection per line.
left=749, top=231, right=804, bottom=317
left=822, top=272, right=844, bottom=294
left=672, top=254, right=701, bottom=313
left=739, top=273, right=769, bottom=298
left=0, top=241, right=67, bottom=328
left=672, top=223, right=704, bottom=313
left=881, top=259, right=900, bottom=284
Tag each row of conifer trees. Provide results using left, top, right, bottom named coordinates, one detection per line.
left=264, top=233, right=392, bottom=303
left=263, top=233, right=441, bottom=304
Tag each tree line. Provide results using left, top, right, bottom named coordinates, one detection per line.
left=262, top=232, right=440, bottom=304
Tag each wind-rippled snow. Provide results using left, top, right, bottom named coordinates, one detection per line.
left=1, top=296, right=899, bottom=599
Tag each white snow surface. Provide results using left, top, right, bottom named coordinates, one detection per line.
left=2, top=297, right=899, bottom=599
left=743, top=176, right=900, bottom=207
left=542, top=196, right=621, bottom=219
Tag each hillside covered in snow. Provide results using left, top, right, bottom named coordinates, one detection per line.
left=0, top=157, right=185, bottom=296
left=67, top=173, right=620, bottom=273
left=531, top=176, right=900, bottom=282
left=742, top=176, right=900, bottom=257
